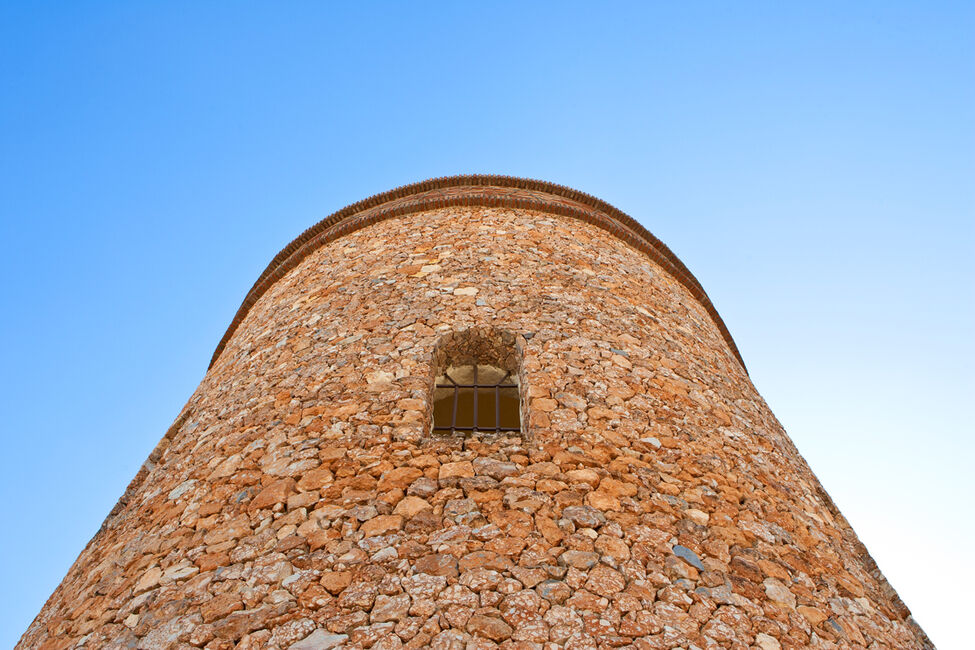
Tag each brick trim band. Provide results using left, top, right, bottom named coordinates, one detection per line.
left=209, top=175, right=746, bottom=372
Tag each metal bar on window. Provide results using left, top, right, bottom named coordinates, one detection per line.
left=472, top=364, right=478, bottom=433
left=495, top=384, right=500, bottom=433
left=496, top=370, right=508, bottom=433
left=451, top=374, right=459, bottom=435
left=434, top=383, right=517, bottom=388
left=434, top=426, right=521, bottom=432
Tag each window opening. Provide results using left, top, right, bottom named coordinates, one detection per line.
left=433, top=363, right=520, bottom=435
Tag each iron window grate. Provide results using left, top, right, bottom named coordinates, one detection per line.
left=433, top=364, right=521, bottom=434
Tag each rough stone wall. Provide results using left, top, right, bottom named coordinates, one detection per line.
left=20, top=206, right=929, bottom=649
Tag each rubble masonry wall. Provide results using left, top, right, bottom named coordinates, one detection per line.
left=20, top=205, right=929, bottom=649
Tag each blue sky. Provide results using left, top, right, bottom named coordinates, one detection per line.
left=1, top=2, right=972, bottom=647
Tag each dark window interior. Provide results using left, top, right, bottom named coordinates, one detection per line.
left=432, top=364, right=520, bottom=435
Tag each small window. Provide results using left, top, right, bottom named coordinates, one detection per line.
left=433, top=364, right=521, bottom=435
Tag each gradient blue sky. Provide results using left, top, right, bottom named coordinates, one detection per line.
left=2, top=2, right=972, bottom=647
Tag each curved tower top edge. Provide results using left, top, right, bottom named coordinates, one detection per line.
left=208, top=175, right=746, bottom=373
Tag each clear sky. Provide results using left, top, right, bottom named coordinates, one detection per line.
left=1, top=2, right=972, bottom=647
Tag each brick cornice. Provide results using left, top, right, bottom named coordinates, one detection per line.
left=209, top=175, right=746, bottom=372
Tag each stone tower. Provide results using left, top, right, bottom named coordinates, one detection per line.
left=20, top=176, right=930, bottom=649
